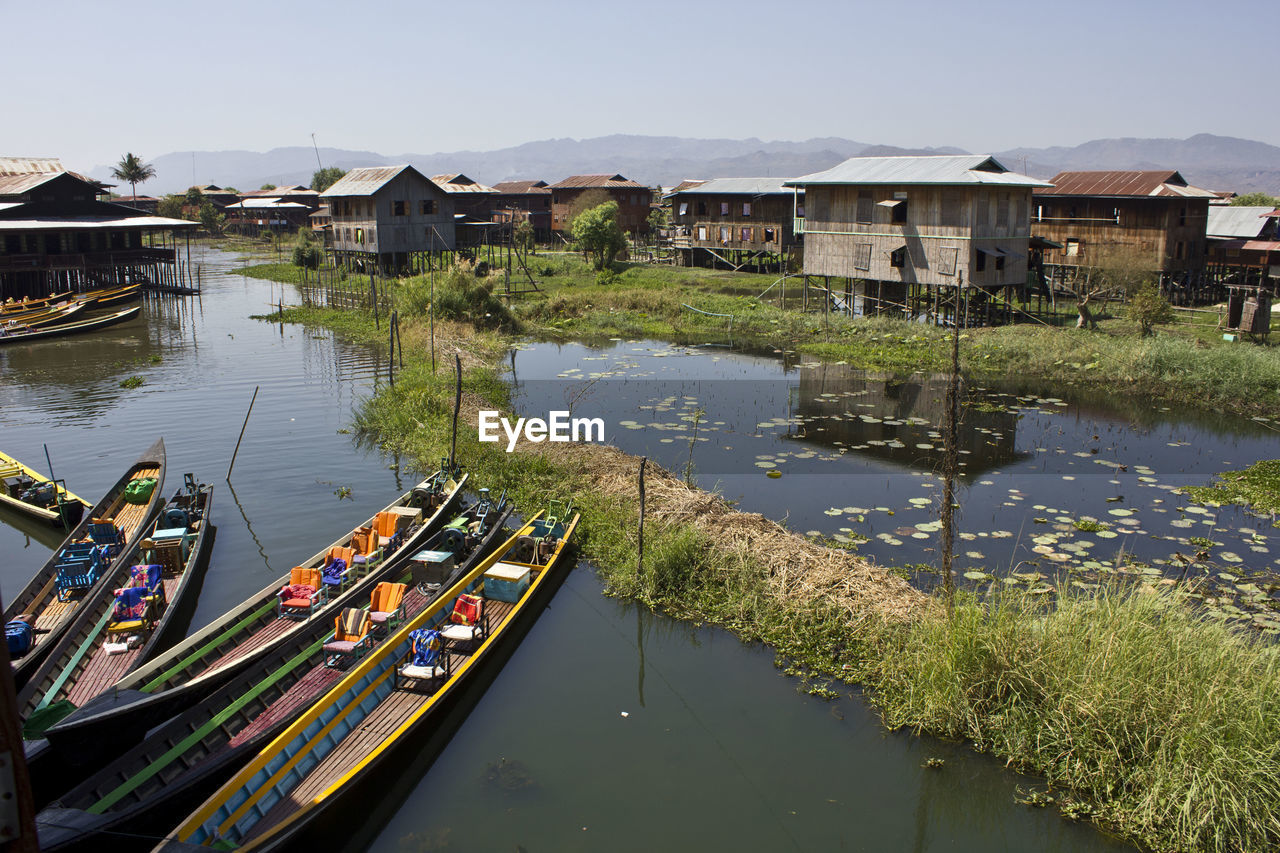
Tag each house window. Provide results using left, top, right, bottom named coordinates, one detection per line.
left=856, top=192, right=873, bottom=224
left=697, top=201, right=707, bottom=216
left=763, top=227, right=776, bottom=242
left=995, top=254, right=1005, bottom=271
left=889, top=247, right=907, bottom=268
left=1178, top=207, right=1187, bottom=227
left=393, top=200, right=407, bottom=216
left=996, top=195, right=1009, bottom=229
left=420, top=199, right=435, bottom=215
left=795, top=204, right=804, bottom=217
left=975, top=250, right=986, bottom=272
left=1174, top=241, right=1185, bottom=260
left=1016, top=198, right=1028, bottom=229
left=976, top=196, right=989, bottom=228
left=719, top=226, right=729, bottom=243
left=741, top=227, right=753, bottom=242
left=853, top=243, right=872, bottom=271
left=678, top=202, right=688, bottom=216
left=1066, top=238, right=1082, bottom=257
left=697, top=226, right=707, bottom=241
left=881, top=193, right=908, bottom=224
left=742, top=202, right=751, bottom=217
left=938, top=246, right=959, bottom=275
left=720, top=202, right=730, bottom=216
left=1036, top=204, right=1043, bottom=222
left=355, top=227, right=364, bottom=244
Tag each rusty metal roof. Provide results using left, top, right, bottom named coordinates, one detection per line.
left=0, top=173, right=62, bottom=196
left=431, top=174, right=497, bottom=194
left=0, top=157, right=66, bottom=176
left=1037, top=170, right=1218, bottom=198
left=492, top=180, right=550, bottom=195
left=786, top=155, right=1050, bottom=188
left=547, top=174, right=645, bottom=190
left=321, top=165, right=436, bottom=197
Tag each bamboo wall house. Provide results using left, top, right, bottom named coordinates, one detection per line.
left=548, top=174, right=652, bottom=236
left=320, top=165, right=455, bottom=273
left=432, top=174, right=499, bottom=248
left=1031, top=170, right=1217, bottom=298
left=0, top=167, right=197, bottom=299
left=785, top=155, right=1050, bottom=325
left=666, top=177, right=802, bottom=271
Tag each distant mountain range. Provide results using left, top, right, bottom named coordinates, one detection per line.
left=91, top=133, right=1280, bottom=196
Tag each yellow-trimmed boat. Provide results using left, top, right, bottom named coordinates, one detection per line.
left=159, top=502, right=578, bottom=851
left=0, top=451, right=90, bottom=528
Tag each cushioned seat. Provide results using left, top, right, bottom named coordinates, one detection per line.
left=322, top=607, right=371, bottom=667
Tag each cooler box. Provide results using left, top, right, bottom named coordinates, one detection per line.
left=484, top=562, right=531, bottom=603
left=388, top=506, right=423, bottom=530
left=410, top=549, right=454, bottom=588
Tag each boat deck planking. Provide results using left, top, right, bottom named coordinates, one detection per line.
left=228, top=586, right=432, bottom=749
left=64, top=576, right=182, bottom=707
left=240, top=598, right=516, bottom=843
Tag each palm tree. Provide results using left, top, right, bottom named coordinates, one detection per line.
left=110, top=153, right=157, bottom=207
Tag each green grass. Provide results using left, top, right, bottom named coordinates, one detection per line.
left=261, top=298, right=1280, bottom=853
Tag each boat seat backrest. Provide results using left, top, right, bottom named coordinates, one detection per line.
left=290, top=567, right=322, bottom=590
left=374, top=512, right=398, bottom=539
left=370, top=582, right=406, bottom=614
left=327, top=546, right=355, bottom=566
left=333, top=607, right=369, bottom=642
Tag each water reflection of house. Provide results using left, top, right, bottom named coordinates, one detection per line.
left=665, top=177, right=802, bottom=273
left=785, top=155, right=1049, bottom=326
left=0, top=166, right=197, bottom=298
left=320, top=165, right=454, bottom=273
left=794, top=363, right=1025, bottom=475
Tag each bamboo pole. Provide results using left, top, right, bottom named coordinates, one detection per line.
left=226, top=385, right=260, bottom=481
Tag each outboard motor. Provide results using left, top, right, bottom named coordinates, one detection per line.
left=164, top=507, right=190, bottom=529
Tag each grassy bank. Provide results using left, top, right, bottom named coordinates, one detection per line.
left=248, top=259, right=1280, bottom=851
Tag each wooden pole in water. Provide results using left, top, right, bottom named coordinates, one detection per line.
left=389, top=311, right=396, bottom=387
left=430, top=264, right=436, bottom=374
left=940, top=274, right=961, bottom=613
left=449, top=354, right=462, bottom=472
left=637, top=457, right=647, bottom=579
left=227, top=385, right=260, bottom=481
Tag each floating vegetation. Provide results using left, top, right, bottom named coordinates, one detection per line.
left=120, top=375, right=144, bottom=389
left=1183, top=460, right=1280, bottom=526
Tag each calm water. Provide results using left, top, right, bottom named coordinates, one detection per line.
left=1, top=253, right=1130, bottom=851
left=508, top=340, right=1280, bottom=623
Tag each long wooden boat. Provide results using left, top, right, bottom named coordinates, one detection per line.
left=3, top=438, right=166, bottom=689
left=89, top=282, right=142, bottom=307
left=40, top=467, right=469, bottom=767
left=37, top=491, right=514, bottom=852
left=0, top=305, right=142, bottom=346
left=18, top=476, right=215, bottom=740
left=0, top=450, right=91, bottom=528
left=159, top=503, right=578, bottom=852
left=0, top=290, right=74, bottom=314
left=0, top=299, right=87, bottom=327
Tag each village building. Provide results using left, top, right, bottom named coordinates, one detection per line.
left=0, top=167, right=196, bottom=299
left=784, top=155, right=1049, bottom=325
left=189, top=185, right=240, bottom=209
left=1031, top=170, right=1217, bottom=298
left=225, top=186, right=321, bottom=233
left=432, top=174, right=499, bottom=248
left=1205, top=204, right=1280, bottom=287
left=320, top=165, right=454, bottom=273
left=491, top=180, right=552, bottom=241
left=548, top=174, right=652, bottom=236
left=112, top=195, right=160, bottom=214
left=666, top=177, right=802, bottom=272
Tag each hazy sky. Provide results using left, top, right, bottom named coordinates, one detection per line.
left=7, top=0, right=1275, bottom=173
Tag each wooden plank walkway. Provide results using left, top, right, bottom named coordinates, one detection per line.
left=242, top=597, right=516, bottom=842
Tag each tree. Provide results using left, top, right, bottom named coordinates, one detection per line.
left=1126, top=280, right=1174, bottom=337
left=513, top=220, right=535, bottom=254
left=185, top=187, right=204, bottom=206
left=1072, top=245, right=1152, bottom=330
left=198, top=200, right=225, bottom=235
left=571, top=201, right=627, bottom=271
left=311, top=167, right=346, bottom=193
left=567, top=188, right=613, bottom=228
left=1229, top=192, right=1280, bottom=208
left=157, top=194, right=184, bottom=219
left=260, top=183, right=277, bottom=191
left=110, top=152, right=156, bottom=202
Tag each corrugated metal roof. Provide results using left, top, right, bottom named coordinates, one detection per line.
left=668, top=177, right=794, bottom=196
left=321, top=165, right=432, bottom=197
left=0, top=173, right=63, bottom=196
left=785, top=155, right=1051, bottom=188
left=226, top=200, right=310, bottom=210
left=431, top=174, right=497, bottom=194
left=1242, top=240, right=1280, bottom=252
left=492, top=180, right=550, bottom=194
left=670, top=179, right=707, bottom=193
left=547, top=174, right=645, bottom=189
left=0, top=157, right=66, bottom=176
left=240, top=185, right=316, bottom=198
left=1038, top=170, right=1217, bottom=198
left=1206, top=205, right=1275, bottom=239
